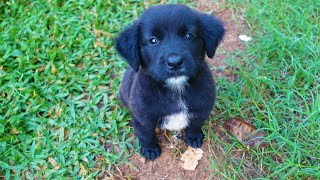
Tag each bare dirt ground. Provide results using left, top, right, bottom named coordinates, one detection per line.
left=116, top=131, right=218, bottom=180
left=199, top=0, right=247, bottom=80
left=108, top=1, right=248, bottom=179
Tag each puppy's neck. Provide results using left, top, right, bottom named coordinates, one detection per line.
left=165, top=76, right=188, bottom=93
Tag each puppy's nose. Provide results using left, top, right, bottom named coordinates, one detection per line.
left=166, top=56, right=183, bottom=70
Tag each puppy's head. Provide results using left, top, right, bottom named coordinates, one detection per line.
left=116, top=4, right=225, bottom=83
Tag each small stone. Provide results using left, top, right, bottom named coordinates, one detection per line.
left=239, top=34, right=252, bottom=42
left=139, top=157, right=146, bottom=163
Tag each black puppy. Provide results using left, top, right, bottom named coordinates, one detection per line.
left=116, top=4, right=225, bottom=160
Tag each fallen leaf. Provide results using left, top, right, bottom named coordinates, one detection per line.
left=37, top=65, right=46, bottom=72
left=224, top=118, right=269, bottom=148
left=180, top=147, right=203, bottom=171
left=48, top=157, right=60, bottom=170
left=55, top=106, right=62, bottom=118
left=11, top=127, right=19, bottom=134
left=243, top=131, right=269, bottom=148
left=51, top=63, right=57, bottom=74
left=80, top=163, right=86, bottom=176
left=109, top=94, right=115, bottom=101
left=48, top=106, right=54, bottom=117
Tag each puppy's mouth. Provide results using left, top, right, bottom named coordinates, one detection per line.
left=168, top=69, right=186, bottom=77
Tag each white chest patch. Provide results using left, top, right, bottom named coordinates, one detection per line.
left=162, top=111, right=189, bottom=131
left=161, top=89, right=190, bottom=131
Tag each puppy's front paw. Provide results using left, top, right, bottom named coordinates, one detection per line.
left=141, top=145, right=161, bottom=160
left=185, top=131, right=204, bottom=148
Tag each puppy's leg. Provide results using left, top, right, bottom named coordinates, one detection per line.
left=185, top=119, right=205, bottom=148
left=132, top=118, right=161, bottom=160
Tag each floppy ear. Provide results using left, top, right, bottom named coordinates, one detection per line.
left=116, top=21, right=140, bottom=71
left=198, top=13, right=225, bottom=58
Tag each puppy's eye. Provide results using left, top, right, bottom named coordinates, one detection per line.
left=185, top=33, right=195, bottom=40
left=149, top=37, right=158, bottom=45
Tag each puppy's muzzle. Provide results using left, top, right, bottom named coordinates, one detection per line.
left=166, top=55, right=183, bottom=70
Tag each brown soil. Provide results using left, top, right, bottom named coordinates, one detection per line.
left=106, top=1, right=248, bottom=179
left=198, top=0, right=247, bottom=80
left=114, top=131, right=220, bottom=180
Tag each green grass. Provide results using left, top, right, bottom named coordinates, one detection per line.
left=0, top=0, right=185, bottom=178
left=0, top=0, right=319, bottom=179
left=207, top=0, right=320, bottom=179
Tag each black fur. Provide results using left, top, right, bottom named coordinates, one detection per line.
left=116, top=4, right=225, bottom=160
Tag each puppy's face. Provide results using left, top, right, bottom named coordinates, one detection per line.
left=139, top=6, right=203, bottom=82
left=116, top=4, right=225, bottom=83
